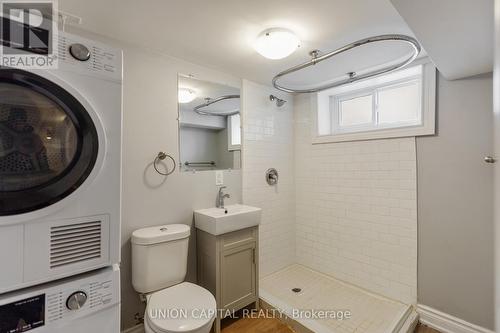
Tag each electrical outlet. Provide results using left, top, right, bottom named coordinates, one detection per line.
left=215, top=170, right=224, bottom=185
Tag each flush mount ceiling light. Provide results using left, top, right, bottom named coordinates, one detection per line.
left=178, top=88, right=196, bottom=103
left=254, top=28, right=300, bottom=60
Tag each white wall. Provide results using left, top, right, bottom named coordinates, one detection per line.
left=417, top=73, right=494, bottom=329
left=294, top=94, right=418, bottom=305
left=241, top=80, right=295, bottom=277
left=495, top=2, right=500, bottom=330
left=68, top=28, right=243, bottom=331
left=179, top=127, right=238, bottom=171
left=180, top=126, right=220, bottom=166
left=120, top=47, right=244, bottom=330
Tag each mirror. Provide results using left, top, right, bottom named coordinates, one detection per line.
left=178, top=75, right=241, bottom=171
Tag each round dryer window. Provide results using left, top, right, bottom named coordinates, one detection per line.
left=0, top=69, right=99, bottom=215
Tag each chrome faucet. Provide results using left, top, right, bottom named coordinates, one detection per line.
left=216, top=186, right=230, bottom=209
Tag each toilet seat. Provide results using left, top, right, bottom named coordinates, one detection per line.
left=145, top=282, right=217, bottom=333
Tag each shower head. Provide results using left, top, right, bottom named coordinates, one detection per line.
left=270, top=94, right=286, bottom=107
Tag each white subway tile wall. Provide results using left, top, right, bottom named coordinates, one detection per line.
left=294, top=94, right=417, bottom=305
left=242, top=80, right=296, bottom=277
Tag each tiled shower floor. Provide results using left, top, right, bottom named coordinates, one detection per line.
left=260, top=265, right=415, bottom=333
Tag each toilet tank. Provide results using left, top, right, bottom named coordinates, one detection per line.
left=131, top=224, right=190, bottom=294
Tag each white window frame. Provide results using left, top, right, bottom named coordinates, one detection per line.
left=227, top=113, right=241, bottom=151
left=312, top=59, right=436, bottom=144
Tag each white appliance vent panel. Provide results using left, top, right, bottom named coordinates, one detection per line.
left=50, top=221, right=102, bottom=268
left=22, top=214, right=110, bottom=289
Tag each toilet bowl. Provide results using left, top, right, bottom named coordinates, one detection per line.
left=131, top=225, right=217, bottom=333
left=144, top=282, right=216, bottom=333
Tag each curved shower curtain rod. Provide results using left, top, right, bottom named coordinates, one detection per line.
left=194, top=94, right=240, bottom=116
left=272, top=34, right=421, bottom=94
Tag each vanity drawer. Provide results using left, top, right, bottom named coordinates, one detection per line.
left=222, top=227, right=257, bottom=249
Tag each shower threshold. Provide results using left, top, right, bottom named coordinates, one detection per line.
left=259, top=264, right=418, bottom=333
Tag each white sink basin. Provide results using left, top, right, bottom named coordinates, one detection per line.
left=194, top=204, right=262, bottom=236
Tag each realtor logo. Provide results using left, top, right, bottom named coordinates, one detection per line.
left=0, top=0, right=58, bottom=69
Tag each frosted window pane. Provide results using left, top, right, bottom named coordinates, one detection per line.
left=378, top=83, right=420, bottom=124
left=230, top=114, right=241, bottom=146
left=340, top=95, right=373, bottom=126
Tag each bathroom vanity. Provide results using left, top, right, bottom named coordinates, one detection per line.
left=194, top=204, right=261, bottom=333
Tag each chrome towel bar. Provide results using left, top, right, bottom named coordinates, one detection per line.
left=184, top=161, right=216, bottom=166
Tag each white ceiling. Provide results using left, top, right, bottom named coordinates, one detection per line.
left=390, top=0, right=494, bottom=80
left=59, top=0, right=420, bottom=87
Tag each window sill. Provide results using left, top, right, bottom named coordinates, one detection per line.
left=312, top=125, right=435, bottom=144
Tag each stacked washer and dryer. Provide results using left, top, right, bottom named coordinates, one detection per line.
left=0, top=32, right=122, bottom=333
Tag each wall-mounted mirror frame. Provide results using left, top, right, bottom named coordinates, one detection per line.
left=177, top=74, right=242, bottom=172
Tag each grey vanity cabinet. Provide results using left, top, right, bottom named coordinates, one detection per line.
left=221, top=242, right=256, bottom=309
left=196, top=226, right=259, bottom=333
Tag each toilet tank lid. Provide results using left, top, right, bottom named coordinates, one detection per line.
left=132, top=224, right=190, bottom=245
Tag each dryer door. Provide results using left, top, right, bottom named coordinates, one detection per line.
left=0, top=69, right=99, bottom=215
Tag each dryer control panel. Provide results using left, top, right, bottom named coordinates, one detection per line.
left=56, top=32, right=122, bottom=82
left=0, top=265, right=119, bottom=333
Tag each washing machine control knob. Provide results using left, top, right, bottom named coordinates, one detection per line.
left=69, top=43, right=91, bottom=61
left=66, top=291, right=87, bottom=310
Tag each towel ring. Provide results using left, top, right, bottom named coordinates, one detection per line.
left=272, top=34, right=421, bottom=93
left=153, top=152, right=176, bottom=176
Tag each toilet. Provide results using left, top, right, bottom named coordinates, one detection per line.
left=131, top=224, right=216, bottom=333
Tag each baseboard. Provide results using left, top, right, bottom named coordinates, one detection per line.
left=417, top=304, right=494, bottom=333
left=121, top=324, right=144, bottom=333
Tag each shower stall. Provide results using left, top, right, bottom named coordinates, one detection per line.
left=241, top=34, right=422, bottom=333
left=242, top=81, right=419, bottom=333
